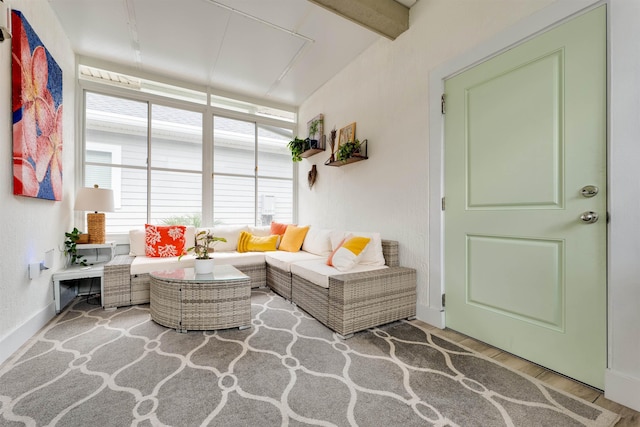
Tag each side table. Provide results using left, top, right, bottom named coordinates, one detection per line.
left=52, top=241, right=117, bottom=313
left=52, top=264, right=105, bottom=313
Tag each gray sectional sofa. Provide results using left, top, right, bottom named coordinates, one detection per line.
left=103, top=225, right=416, bottom=338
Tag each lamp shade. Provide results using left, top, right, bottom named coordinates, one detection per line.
left=74, top=185, right=115, bottom=213
left=74, top=185, right=115, bottom=244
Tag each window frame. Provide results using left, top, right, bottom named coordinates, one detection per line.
left=78, top=76, right=298, bottom=243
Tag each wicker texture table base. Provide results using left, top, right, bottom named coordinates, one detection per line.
left=150, top=268, right=251, bottom=332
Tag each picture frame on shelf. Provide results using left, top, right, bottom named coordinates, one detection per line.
left=307, top=114, right=324, bottom=148
left=338, top=122, right=356, bottom=147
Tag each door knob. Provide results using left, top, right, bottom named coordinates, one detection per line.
left=580, top=185, right=599, bottom=198
left=580, top=211, right=599, bottom=224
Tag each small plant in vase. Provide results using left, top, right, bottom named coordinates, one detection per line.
left=336, top=139, right=362, bottom=162
left=64, top=227, right=88, bottom=266
left=180, top=231, right=227, bottom=274
left=287, top=137, right=309, bottom=162
left=308, top=118, right=321, bottom=148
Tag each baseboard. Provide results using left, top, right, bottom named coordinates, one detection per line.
left=605, top=369, right=640, bottom=412
left=416, top=303, right=445, bottom=329
left=0, top=302, right=56, bottom=366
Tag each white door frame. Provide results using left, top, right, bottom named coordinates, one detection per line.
left=427, top=0, right=604, bottom=330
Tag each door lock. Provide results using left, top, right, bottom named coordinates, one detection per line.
left=580, top=185, right=599, bottom=198
left=580, top=211, right=599, bottom=224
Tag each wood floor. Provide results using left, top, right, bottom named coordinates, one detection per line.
left=411, top=320, right=640, bottom=426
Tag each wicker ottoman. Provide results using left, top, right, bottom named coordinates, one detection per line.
left=149, top=265, right=251, bottom=332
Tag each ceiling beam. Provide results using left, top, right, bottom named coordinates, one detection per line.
left=308, top=0, right=409, bottom=40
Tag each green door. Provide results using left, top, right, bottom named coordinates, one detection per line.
left=444, top=6, right=606, bottom=389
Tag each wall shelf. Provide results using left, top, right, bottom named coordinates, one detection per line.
left=325, top=155, right=368, bottom=167
left=300, top=135, right=326, bottom=159
left=325, top=139, right=368, bottom=167
left=300, top=148, right=325, bottom=158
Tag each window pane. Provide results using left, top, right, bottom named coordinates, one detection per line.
left=85, top=92, right=148, bottom=168
left=214, top=117, right=255, bottom=175
left=258, top=124, right=292, bottom=179
left=258, top=178, right=293, bottom=225
left=85, top=165, right=147, bottom=234
left=150, top=170, right=202, bottom=226
left=151, top=105, right=203, bottom=171
left=214, top=175, right=255, bottom=225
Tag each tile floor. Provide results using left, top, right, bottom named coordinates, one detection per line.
left=411, top=320, right=640, bottom=426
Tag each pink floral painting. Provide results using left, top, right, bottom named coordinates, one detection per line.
left=12, top=10, right=63, bottom=201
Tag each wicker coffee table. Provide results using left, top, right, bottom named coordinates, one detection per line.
left=149, top=265, right=251, bottom=332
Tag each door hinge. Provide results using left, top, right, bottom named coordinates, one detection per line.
left=441, top=293, right=446, bottom=308
left=441, top=94, right=446, bottom=114
left=441, top=197, right=445, bottom=211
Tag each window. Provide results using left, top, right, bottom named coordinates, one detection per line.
left=84, top=92, right=204, bottom=232
left=81, top=72, right=296, bottom=234
left=213, top=117, right=293, bottom=226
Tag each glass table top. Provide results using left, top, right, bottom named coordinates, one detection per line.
left=149, top=265, right=248, bottom=283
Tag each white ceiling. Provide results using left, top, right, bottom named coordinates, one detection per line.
left=49, top=0, right=416, bottom=107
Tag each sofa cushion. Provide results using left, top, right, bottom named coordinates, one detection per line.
left=329, top=236, right=371, bottom=271
left=301, top=227, right=333, bottom=257
left=330, top=230, right=385, bottom=266
left=264, top=251, right=324, bottom=272
left=291, top=260, right=388, bottom=288
left=249, top=225, right=271, bottom=236
left=130, top=226, right=195, bottom=257
left=197, top=225, right=248, bottom=252
left=131, top=254, right=196, bottom=275
left=237, top=231, right=278, bottom=252
left=270, top=221, right=290, bottom=235
left=211, top=251, right=266, bottom=266
left=145, top=224, right=187, bottom=257
left=279, top=225, right=309, bottom=252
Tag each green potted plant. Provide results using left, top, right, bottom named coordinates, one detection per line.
left=308, top=119, right=321, bottom=148
left=287, top=136, right=310, bottom=162
left=179, top=230, right=227, bottom=274
left=336, top=139, right=362, bottom=162
left=64, top=227, right=88, bottom=266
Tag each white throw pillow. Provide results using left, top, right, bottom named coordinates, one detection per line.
left=197, top=225, right=249, bottom=252
left=129, top=229, right=146, bottom=256
left=249, top=225, right=271, bottom=237
left=345, top=231, right=385, bottom=266
left=331, top=236, right=371, bottom=272
left=301, top=227, right=333, bottom=256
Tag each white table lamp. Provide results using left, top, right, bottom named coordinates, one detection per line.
left=74, top=184, right=115, bottom=244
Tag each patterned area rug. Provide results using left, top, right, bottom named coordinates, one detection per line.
left=0, top=289, right=618, bottom=426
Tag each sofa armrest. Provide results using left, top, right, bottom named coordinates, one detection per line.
left=327, top=266, right=416, bottom=336
left=103, top=255, right=135, bottom=308
left=381, top=240, right=399, bottom=267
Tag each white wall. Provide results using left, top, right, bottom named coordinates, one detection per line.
left=298, top=0, right=640, bottom=411
left=0, top=0, right=75, bottom=363
left=297, top=0, right=554, bottom=327
left=606, top=0, right=640, bottom=412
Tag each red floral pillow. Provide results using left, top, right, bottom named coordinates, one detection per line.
left=145, top=224, right=187, bottom=257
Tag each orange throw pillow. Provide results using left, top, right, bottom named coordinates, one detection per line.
left=270, top=221, right=290, bottom=236
left=145, top=224, right=187, bottom=257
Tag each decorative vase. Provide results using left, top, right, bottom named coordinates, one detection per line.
left=194, top=258, right=214, bottom=275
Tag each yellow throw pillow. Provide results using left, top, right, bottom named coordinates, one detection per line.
left=278, top=225, right=310, bottom=252
left=237, top=231, right=279, bottom=252
left=330, top=236, right=371, bottom=271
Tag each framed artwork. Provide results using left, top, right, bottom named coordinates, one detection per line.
left=338, top=122, right=356, bottom=146
left=307, top=113, right=324, bottom=142
left=12, top=10, right=64, bottom=200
